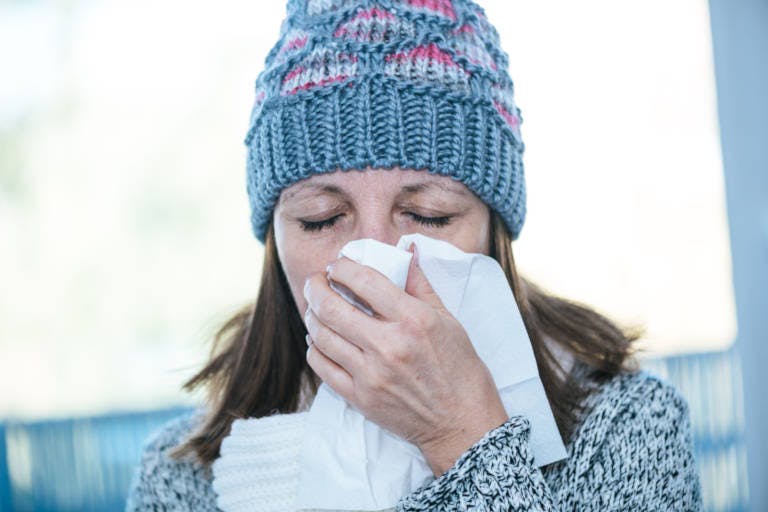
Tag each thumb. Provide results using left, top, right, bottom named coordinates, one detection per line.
left=404, top=242, right=444, bottom=309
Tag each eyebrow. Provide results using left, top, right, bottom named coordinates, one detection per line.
left=283, top=180, right=470, bottom=201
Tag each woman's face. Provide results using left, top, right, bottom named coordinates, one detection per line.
left=273, top=167, right=491, bottom=316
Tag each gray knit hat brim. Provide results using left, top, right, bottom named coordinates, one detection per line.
left=246, top=74, right=526, bottom=243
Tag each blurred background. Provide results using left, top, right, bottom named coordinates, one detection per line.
left=0, top=0, right=765, bottom=510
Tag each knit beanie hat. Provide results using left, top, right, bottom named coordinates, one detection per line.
left=245, top=0, right=526, bottom=242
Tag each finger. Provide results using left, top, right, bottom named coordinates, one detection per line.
left=304, top=307, right=365, bottom=376
left=404, top=242, right=445, bottom=310
left=326, top=256, right=405, bottom=320
left=304, top=273, right=379, bottom=351
left=306, top=343, right=354, bottom=400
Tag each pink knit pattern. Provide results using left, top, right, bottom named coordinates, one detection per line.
left=450, top=23, right=497, bottom=72
left=385, top=42, right=470, bottom=91
left=334, top=7, right=416, bottom=42
left=404, top=0, right=456, bottom=20
left=281, top=49, right=359, bottom=95
left=491, top=84, right=522, bottom=142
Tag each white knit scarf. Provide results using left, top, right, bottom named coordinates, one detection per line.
left=211, top=383, right=395, bottom=512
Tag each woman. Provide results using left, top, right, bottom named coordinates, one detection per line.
left=126, top=0, right=702, bottom=510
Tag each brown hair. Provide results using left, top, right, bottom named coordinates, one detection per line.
left=170, top=211, right=641, bottom=466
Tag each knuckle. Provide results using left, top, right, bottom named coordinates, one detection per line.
left=312, top=328, right=331, bottom=353
left=420, top=311, right=438, bottom=331
left=403, top=310, right=434, bottom=338
left=381, top=342, right=412, bottom=366
left=316, top=294, right=339, bottom=319
left=365, top=372, right=387, bottom=395
left=359, top=269, right=377, bottom=291
left=400, top=316, right=419, bottom=338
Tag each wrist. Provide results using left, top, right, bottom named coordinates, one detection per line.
left=419, top=403, right=509, bottom=477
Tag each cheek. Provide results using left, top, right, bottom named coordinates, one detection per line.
left=452, top=209, right=491, bottom=254
left=274, top=217, right=308, bottom=314
left=280, top=253, right=313, bottom=316
left=475, top=216, right=491, bottom=255
left=477, top=208, right=492, bottom=254
left=277, top=237, right=339, bottom=315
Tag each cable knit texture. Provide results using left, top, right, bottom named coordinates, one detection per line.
left=244, top=0, right=527, bottom=243
left=212, top=414, right=307, bottom=511
left=125, top=370, right=703, bottom=511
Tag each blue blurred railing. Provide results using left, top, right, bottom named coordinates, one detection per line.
left=0, top=349, right=749, bottom=511
left=643, top=348, right=749, bottom=512
left=0, top=406, right=194, bottom=512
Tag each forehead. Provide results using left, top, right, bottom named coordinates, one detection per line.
left=280, top=167, right=472, bottom=202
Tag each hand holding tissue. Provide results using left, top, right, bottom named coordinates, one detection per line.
left=294, top=233, right=566, bottom=511
left=310, top=236, right=509, bottom=470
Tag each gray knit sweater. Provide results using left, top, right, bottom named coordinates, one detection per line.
left=126, top=370, right=702, bottom=511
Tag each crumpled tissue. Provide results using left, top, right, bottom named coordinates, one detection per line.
left=295, top=233, right=566, bottom=511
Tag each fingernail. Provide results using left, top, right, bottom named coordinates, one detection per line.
left=325, top=263, right=333, bottom=275
left=305, top=334, right=312, bottom=346
left=409, top=242, right=419, bottom=267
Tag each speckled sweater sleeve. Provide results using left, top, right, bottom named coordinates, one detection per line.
left=394, top=415, right=555, bottom=511
left=125, top=413, right=221, bottom=511
left=395, top=373, right=702, bottom=511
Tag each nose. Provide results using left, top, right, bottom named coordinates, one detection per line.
left=352, top=212, right=401, bottom=246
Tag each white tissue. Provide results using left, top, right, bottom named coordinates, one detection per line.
left=295, top=233, right=566, bottom=511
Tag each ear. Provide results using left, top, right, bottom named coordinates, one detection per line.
left=404, top=242, right=444, bottom=309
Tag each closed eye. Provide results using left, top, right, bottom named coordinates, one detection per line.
left=299, top=214, right=343, bottom=232
left=298, top=212, right=453, bottom=232
left=405, top=212, right=453, bottom=228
